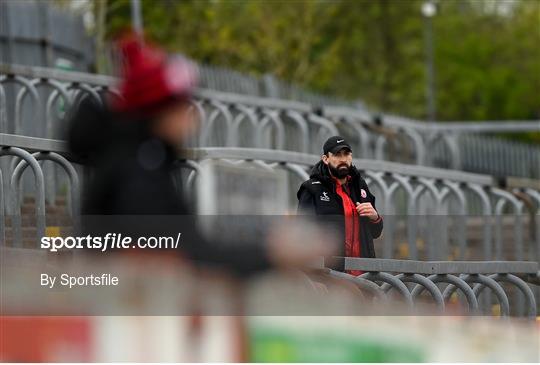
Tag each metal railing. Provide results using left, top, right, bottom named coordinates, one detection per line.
left=182, top=147, right=540, bottom=262
left=196, top=62, right=540, bottom=179
left=0, top=59, right=539, bottom=260
left=2, top=63, right=539, bottom=223
left=1, top=133, right=539, bottom=263
left=320, top=258, right=538, bottom=317
left=0, top=133, right=539, bottom=317
left=0, top=244, right=537, bottom=317
left=197, top=63, right=361, bottom=108
left=1, top=63, right=539, bottom=172
left=0, top=64, right=539, bottom=317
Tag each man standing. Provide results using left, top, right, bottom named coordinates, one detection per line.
left=297, top=136, right=383, bottom=274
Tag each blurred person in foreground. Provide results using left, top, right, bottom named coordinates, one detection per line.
left=67, top=34, right=333, bottom=275
left=297, top=137, right=383, bottom=275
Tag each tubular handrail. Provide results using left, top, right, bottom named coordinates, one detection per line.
left=342, top=257, right=538, bottom=274
left=0, top=135, right=512, bottom=186
left=2, top=63, right=539, bottom=185
left=316, top=257, right=536, bottom=317
left=2, top=62, right=539, bottom=134
left=2, top=136, right=540, bottom=262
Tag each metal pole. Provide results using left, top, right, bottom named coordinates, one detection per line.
left=422, top=1, right=437, bottom=121
left=130, top=0, right=143, bottom=36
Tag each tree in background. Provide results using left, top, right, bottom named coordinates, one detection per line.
left=66, top=0, right=540, bottom=142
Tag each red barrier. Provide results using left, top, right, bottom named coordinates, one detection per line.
left=0, top=316, right=93, bottom=362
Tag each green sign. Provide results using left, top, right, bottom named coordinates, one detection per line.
left=248, top=325, right=425, bottom=363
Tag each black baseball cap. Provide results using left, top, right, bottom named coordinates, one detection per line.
left=323, top=136, right=352, bottom=155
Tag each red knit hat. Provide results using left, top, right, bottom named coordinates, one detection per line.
left=113, top=34, right=197, bottom=115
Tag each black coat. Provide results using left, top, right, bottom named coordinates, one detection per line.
left=68, top=99, right=188, bottom=215
left=297, top=160, right=383, bottom=259
left=67, top=99, right=271, bottom=275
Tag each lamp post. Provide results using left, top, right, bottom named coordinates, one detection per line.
left=422, top=0, right=437, bottom=122
left=130, top=0, right=143, bottom=37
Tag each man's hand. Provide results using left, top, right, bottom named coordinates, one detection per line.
left=356, top=202, right=379, bottom=221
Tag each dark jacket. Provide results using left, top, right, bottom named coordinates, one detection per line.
left=67, top=99, right=271, bottom=275
left=297, top=161, right=383, bottom=259
left=68, top=99, right=189, bottom=215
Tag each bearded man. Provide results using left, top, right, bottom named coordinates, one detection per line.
left=297, top=136, right=383, bottom=274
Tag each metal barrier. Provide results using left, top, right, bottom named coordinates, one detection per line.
left=196, top=63, right=360, bottom=108
left=0, top=244, right=537, bottom=318
left=196, top=64, right=540, bottom=178
left=0, top=64, right=538, bottom=317
left=324, top=258, right=538, bottom=318
left=0, top=133, right=538, bottom=317
left=181, top=147, right=540, bottom=264
left=1, top=63, right=539, bottom=175
left=1, top=134, right=539, bottom=263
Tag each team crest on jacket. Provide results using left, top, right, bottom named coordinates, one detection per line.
left=320, top=192, right=330, bottom=202
left=360, top=189, right=367, bottom=198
